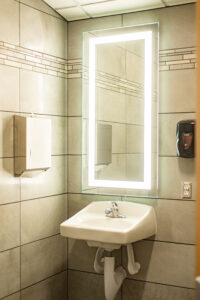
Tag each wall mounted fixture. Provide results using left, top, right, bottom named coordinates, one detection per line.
left=88, top=30, right=153, bottom=190
left=14, top=115, right=51, bottom=176
left=176, top=119, right=195, bottom=158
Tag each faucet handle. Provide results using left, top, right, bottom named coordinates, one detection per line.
left=111, top=202, right=118, bottom=211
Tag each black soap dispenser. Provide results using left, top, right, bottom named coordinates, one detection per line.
left=176, top=120, right=195, bottom=158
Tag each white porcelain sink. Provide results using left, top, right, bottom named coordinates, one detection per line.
left=60, top=201, right=157, bottom=245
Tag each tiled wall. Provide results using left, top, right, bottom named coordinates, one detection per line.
left=0, top=1, right=68, bottom=299
left=67, top=3, right=196, bottom=300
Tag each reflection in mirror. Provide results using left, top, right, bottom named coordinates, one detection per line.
left=82, top=23, right=159, bottom=197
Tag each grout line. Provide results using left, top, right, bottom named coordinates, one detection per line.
left=125, top=278, right=196, bottom=290
left=19, top=269, right=68, bottom=297
left=68, top=268, right=195, bottom=290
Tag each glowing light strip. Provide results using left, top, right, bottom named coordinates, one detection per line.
left=88, top=31, right=152, bottom=189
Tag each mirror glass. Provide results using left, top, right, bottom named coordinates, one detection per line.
left=82, top=23, right=159, bottom=197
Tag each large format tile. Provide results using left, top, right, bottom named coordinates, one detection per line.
left=0, top=203, right=20, bottom=252
left=51, top=116, right=67, bottom=155
left=68, top=155, right=82, bottom=193
left=3, top=293, right=20, bottom=300
left=20, top=70, right=67, bottom=116
left=20, top=0, right=63, bottom=19
left=68, top=117, right=82, bottom=155
left=21, top=271, right=67, bottom=300
left=0, top=158, right=20, bottom=205
left=21, top=194, right=67, bottom=244
left=159, top=113, right=196, bottom=156
left=122, top=279, right=196, bottom=300
left=68, top=15, right=122, bottom=59
left=159, top=157, right=195, bottom=200
left=0, top=65, right=19, bottom=112
left=0, top=248, right=20, bottom=299
left=68, top=270, right=121, bottom=300
left=159, top=69, right=196, bottom=113
left=122, top=241, right=195, bottom=288
left=0, top=0, right=19, bottom=45
left=123, top=4, right=195, bottom=50
left=20, top=4, right=67, bottom=58
left=21, top=155, right=67, bottom=200
left=21, top=235, right=67, bottom=288
left=67, top=78, right=82, bottom=117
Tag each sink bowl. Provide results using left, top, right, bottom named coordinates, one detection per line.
left=60, top=201, right=157, bottom=245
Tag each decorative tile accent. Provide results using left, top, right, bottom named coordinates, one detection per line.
left=159, top=47, right=196, bottom=71
left=0, top=42, right=196, bottom=82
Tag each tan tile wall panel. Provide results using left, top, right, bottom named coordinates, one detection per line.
left=0, top=0, right=68, bottom=299
left=21, top=271, right=67, bottom=300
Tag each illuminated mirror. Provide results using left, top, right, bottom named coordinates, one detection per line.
left=82, top=23, right=159, bottom=197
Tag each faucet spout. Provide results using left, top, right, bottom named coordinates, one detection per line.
left=105, top=202, right=126, bottom=218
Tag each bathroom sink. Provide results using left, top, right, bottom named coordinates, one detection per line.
left=60, top=201, right=157, bottom=245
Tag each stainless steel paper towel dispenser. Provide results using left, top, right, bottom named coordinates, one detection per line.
left=14, top=115, right=51, bottom=176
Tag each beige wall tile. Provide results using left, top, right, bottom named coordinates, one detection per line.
left=21, top=155, right=67, bottom=201
left=21, top=271, right=67, bottom=300
left=123, top=4, right=195, bottom=50
left=159, top=113, right=196, bottom=156
left=126, top=125, right=144, bottom=154
left=68, top=155, right=82, bottom=193
left=126, top=96, right=144, bottom=125
left=122, top=279, right=196, bottom=300
left=0, top=112, right=14, bottom=158
left=20, top=4, right=67, bottom=58
left=21, top=235, right=67, bottom=288
left=0, top=203, right=20, bottom=252
left=0, top=158, right=20, bottom=205
left=126, top=154, right=144, bottom=181
left=159, top=69, right=196, bottom=113
left=3, top=293, right=20, bottom=300
left=0, top=65, right=19, bottom=112
left=21, top=194, right=67, bottom=244
left=20, top=0, right=63, bottom=19
left=122, top=241, right=195, bottom=288
left=0, top=0, right=19, bottom=45
left=154, top=199, right=195, bottom=244
left=159, top=157, right=195, bottom=200
left=68, top=270, right=121, bottom=300
left=0, top=248, right=20, bottom=299
left=97, top=43, right=126, bottom=78
left=20, top=70, right=67, bottom=116
left=126, top=51, right=144, bottom=84
left=51, top=116, right=67, bottom=155
left=67, top=78, right=82, bottom=116
left=68, top=117, right=82, bottom=155
left=68, top=15, right=122, bottom=59
left=96, top=88, right=126, bottom=123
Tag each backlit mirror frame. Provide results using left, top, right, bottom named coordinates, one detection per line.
left=82, top=23, right=159, bottom=196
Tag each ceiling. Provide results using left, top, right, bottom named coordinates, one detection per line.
left=43, top=0, right=195, bottom=21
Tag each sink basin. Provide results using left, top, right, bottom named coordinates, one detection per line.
left=60, top=201, right=157, bottom=245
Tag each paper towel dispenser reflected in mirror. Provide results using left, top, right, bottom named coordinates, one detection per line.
left=96, top=123, right=112, bottom=166
left=176, top=120, right=195, bottom=158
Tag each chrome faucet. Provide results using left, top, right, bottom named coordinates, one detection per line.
left=105, top=202, right=126, bottom=218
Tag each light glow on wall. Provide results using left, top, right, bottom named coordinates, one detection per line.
left=88, top=31, right=152, bottom=190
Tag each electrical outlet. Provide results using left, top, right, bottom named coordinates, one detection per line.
left=182, top=182, right=192, bottom=199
